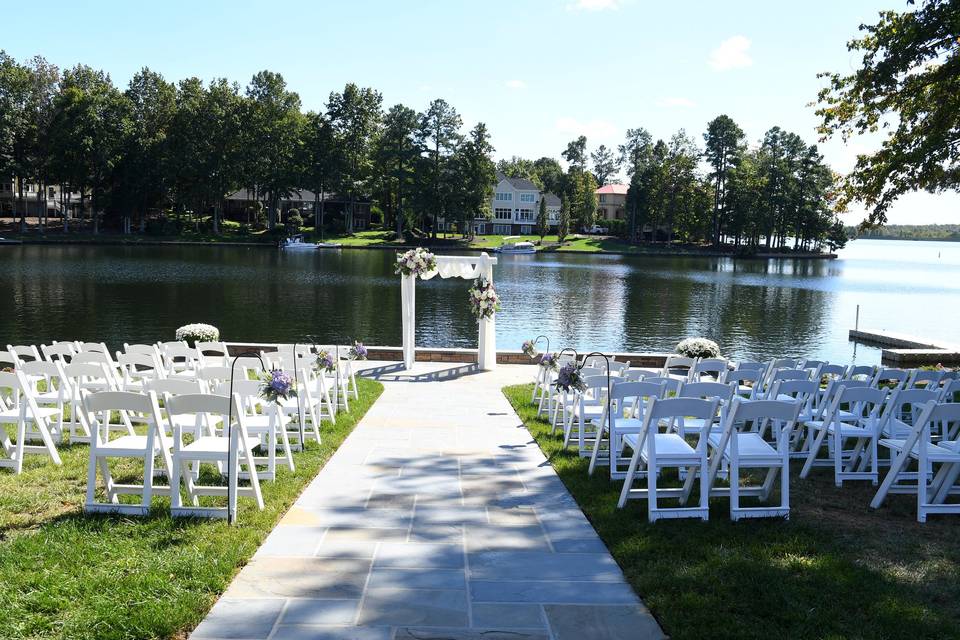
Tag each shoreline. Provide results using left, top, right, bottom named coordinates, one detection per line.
left=3, top=235, right=838, bottom=260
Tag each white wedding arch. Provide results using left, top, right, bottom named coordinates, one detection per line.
left=400, top=252, right=498, bottom=370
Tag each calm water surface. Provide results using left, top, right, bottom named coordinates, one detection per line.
left=2, top=239, right=958, bottom=365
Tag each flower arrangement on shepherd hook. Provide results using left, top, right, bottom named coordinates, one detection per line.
left=555, top=361, right=586, bottom=393
left=259, top=368, right=295, bottom=403
left=348, top=341, right=368, bottom=360
left=314, top=350, right=336, bottom=374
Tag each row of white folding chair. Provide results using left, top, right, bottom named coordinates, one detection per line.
left=83, top=390, right=262, bottom=519
left=0, top=369, right=63, bottom=473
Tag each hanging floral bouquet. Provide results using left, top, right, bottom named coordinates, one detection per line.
left=468, top=277, right=500, bottom=320
left=395, top=247, right=437, bottom=278
left=555, top=362, right=586, bottom=393
left=539, top=352, right=560, bottom=372
left=314, top=350, right=336, bottom=373
left=260, top=369, right=296, bottom=403
left=348, top=341, right=368, bottom=360
left=521, top=339, right=539, bottom=359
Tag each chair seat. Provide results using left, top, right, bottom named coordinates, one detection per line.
left=623, top=432, right=698, bottom=462
left=826, top=422, right=874, bottom=437
left=94, top=435, right=160, bottom=455
left=708, top=432, right=780, bottom=462
left=180, top=435, right=261, bottom=456
left=879, top=438, right=960, bottom=462
left=245, top=413, right=291, bottom=430
left=0, top=406, right=61, bottom=423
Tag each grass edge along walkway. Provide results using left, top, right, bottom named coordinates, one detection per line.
left=503, top=383, right=960, bottom=640
left=0, top=378, right=383, bottom=640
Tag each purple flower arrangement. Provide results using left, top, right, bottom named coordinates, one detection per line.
left=395, top=247, right=437, bottom=278
left=260, top=369, right=296, bottom=403
left=555, top=362, right=586, bottom=393
left=521, top=339, right=538, bottom=359
left=539, top=352, right=560, bottom=372
left=348, top=341, right=368, bottom=361
left=314, top=350, right=336, bottom=374
left=468, top=277, right=500, bottom=320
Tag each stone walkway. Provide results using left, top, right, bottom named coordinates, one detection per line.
left=191, top=362, right=665, bottom=640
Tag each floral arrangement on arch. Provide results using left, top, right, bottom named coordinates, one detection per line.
left=314, top=350, right=336, bottom=373
left=555, top=362, right=586, bottom=393
left=468, top=277, right=500, bottom=320
left=175, top=323, right=220, bottom=345
left=539, top=352, right=560, bottom=372
left=260, top=369, right=295, bottom=403
left=395, top=247, right=437, bottom=278
left=348, top=341, right=368, bottom=361
left=675, top=337, right=721, bottom=359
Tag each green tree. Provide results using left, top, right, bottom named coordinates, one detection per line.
left=826, top=218, right=849, bottom=251
left=618, top=127, right=653, bottom=178
left=561, top=136, right=587, bottom=172
left=418, top=98, right=462, bottom=237
left=327, top=83, right=382, bottom=233
left=303, top=111, right=340, bottom=235
left=703, top=114, right=745, bottom=245
left=557, top=193, right=570, bottom=243
left=454, top=122, right=496, bottom=236
left=532, top=157, right=564, bottom=194
left=535, top=192, right=548, bottom=240
left=816, top=0, right=960, bottom=226
left=590, top=144, right=618, bottom=186
left=373, top=104, right=419, bottom=235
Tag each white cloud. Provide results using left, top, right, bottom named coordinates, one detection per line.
left=505, top=79, right=526, bottom=90
left=555, top=116, right=617, bottom=139
left=657, top=96, right=696, bottom=108
left=568, top=0, right=621, bottom=11
left=708, top=35, right=753, bottom=71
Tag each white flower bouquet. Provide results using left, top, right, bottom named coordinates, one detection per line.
left=175, top=323, right=220, bottom=345
left=395, top=247, right=437, bottom=278
left=675, top=337, right=721, bottom=359
left=468, top=277, right=500, bottom=321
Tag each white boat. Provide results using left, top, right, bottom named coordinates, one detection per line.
left=281, top=235, right=317, bottom=250
left=495, top=240, right=536, bottom=254
left=316, top=242, right=343, bottom=249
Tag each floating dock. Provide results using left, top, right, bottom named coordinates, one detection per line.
left=849, top=329, right=960, bottom=366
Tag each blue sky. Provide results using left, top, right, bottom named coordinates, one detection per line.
left=4, top=0, right=957, bottom=224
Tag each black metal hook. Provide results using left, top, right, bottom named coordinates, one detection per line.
left=225, top=350, right=268, bottom=525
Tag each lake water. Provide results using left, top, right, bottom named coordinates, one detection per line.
left=2, top=239, right=958, bottom=365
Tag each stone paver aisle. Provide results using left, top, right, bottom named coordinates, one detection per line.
left=192, top=363, right=665, bottom=640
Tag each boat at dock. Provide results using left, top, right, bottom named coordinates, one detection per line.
left=494, top=239, right=536, bottom=254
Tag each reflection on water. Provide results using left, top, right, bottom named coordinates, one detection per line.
left=1, top=239, right=958, bottom=365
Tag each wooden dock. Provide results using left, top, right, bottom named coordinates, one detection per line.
left=849, top=329, right=960, bottom=366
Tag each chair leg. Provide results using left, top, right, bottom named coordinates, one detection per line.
left=799, top=427, right=827, bottom=479
left=617, top=449, right=642, bottom=509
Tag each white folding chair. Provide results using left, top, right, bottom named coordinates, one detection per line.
left=116, top=352, right=166, bottom=392
left=800, top=385, right=887, bottom=486
left=766, top=379, right=819, bottom=456
left=617, top=396, right=720, bottom=521
left=215, top=379, right=295, bottom=477
left=18, top=360, right=69, bottom=442
left=167, top=393, right=264, bottom=519
left=563, top=373, right=608, bottom=453
left=61, top=361, right=118, bottom=443
left=588, top=380, right=666, bottom=478
left=661, top=355, right=696, bottom=383
left=870, top=368, right=910, bottom=391
left=706, top=398, right=801, bottom=520
left=0, top=370, right=64, bottom=473
left=7, top=344, right=41, bottom=365
left=688, top=358, right=729, bottom=382
left=83, top=390, right=172, bottom=515
left=672, top=381, right=734, bottom=438
left=195, top=341, right=230, bottom=368
left=721, top=369, right=761, bottom=400
left=158, top=342, right=201, bottom=378
left=871, top=401, right=960, bottom=522
left=41, top=342, right=77, bottom=363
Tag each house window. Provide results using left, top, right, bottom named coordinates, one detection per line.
left=473, top=222, right=487, bottom=235
left=599, top=194, right=607, bottom=203
left=519, top=193, right=535, bottom=203
left=493, top=224, right=512, bottom=235
left=517, top=209, right=533, bottom=221
left=520, top=225, right=532, bottom=234
left=495, top=192, right=512, bottom=202
left=494, top=207, right=512, bottom=220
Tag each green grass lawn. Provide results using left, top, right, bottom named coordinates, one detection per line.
left=0, top=378, right=382, bottom=640
left=503, top=384, right=960, bottom=640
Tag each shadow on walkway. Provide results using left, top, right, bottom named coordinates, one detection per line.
left=358, top=362, right=485, bottom=383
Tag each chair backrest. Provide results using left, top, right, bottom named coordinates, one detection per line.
left=75, top=341, right=110, bottom=354
left=117, top=352, right=165, bottom=381
left=641, top=376, right=683, bottom=395
left=0, top=350, right=16, bottom=369
left=577, top=366, right=604, bottom=380
left=768, top=368, right=810, bottom=384
left=195, top=341, right=229, bottom=357
left=608, top=360, right=630, bottom=375
left=939, top=378, right=960, bottom=403
left=41, top=342, right=77, bottom=362
left=82, top=390, right=168, bottom=449
left=871, top=368, right=910, bottom=390
left=818, top=363, right=848, bottom=380
left=7, top=344, right=41, bottom=363
left=827, top=385, right=887, bottom=426
left=196, top=366, right=233, bottom=384
left=770, top=378, right=819, bottom=399
left=879, top=388, right=940, bottom=432
left=645, top=396, right=720, bottom=425
left=724, top=397, right=801, bottom=429
left=735, top=361, right=767, bottom=372
left=721, top=369, right=761, bottom=385
left=846, top=365, right=876, bottom=380
left=582, top=354, right=609, bottom=369
left=769, top=358, right=799, bottom=371
left=907, top=369, right=944, bottom=389
left=0, top=370, right=20, bottom=409
left=623, top=369, right=653, bottom=382
left=62, top=361, right=115, bottom=389
left=690, top=358, right=728, bottom=380
left=581, top=374, right=611, bottom=399
left=662, top=355, right=695, bottom=376
left=677, top=381, right=734, bottom=403
left=610, top=380, right=666, bottom=421
left=145, top=378, right=204, bottom=397
left=157, top=340, right=188, bottom=351
left=18, top=360, right=67, bottom=393
left=214, top=379, right=262, bottom=400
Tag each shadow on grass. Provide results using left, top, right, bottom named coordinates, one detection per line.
left=503, top=383, right=960, bottom=640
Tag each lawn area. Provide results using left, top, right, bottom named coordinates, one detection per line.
left=0, top=378, right=383, bottom=640
left=503, top=384, right=960, bottom=640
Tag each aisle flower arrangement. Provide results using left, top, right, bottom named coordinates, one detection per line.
left=555, top=362, right=586, bottom=392
left=675, top=337, right=721, bottom=359
left=539, top=352, right=560, bottom=371
left=395, top=247, right=437, bottom=278
left=260, top=369, right=295, bottom=403
left=314, top=350, right=336, bottom=373
left=348, top=341, right=368, bottom=360
left=175, top=323, right=220, bottom=345
left=468, top=277, right=500, bottom=320
left=521, top=339, right=538, bottom=359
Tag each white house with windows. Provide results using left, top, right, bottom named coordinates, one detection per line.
left=463, top=173, right=561, bottom=236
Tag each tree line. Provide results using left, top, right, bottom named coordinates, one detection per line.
left=0, top=51, right=846, bottom=251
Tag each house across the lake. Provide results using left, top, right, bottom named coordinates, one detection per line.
left=224, top=189, right=373, bottom=230
left=0, top=178, right=88, bottom=220
left=596, top=183, right=628, bottom=221
left=437, top=172, right=561, bottom=235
